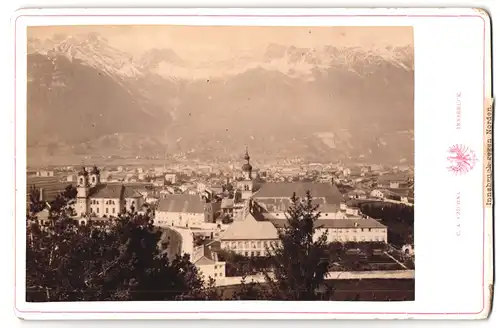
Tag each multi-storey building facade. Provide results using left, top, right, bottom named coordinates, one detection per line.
left=75, top=166, right=143, bottom=218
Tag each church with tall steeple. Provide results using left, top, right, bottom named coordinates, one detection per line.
left=236, top=147, right=255, bottom=200
left=75, top=166, right=143, bottom=218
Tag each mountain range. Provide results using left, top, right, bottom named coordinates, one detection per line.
left=27, top=33, right=414, bottom=165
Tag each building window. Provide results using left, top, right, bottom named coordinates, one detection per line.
left=361, top=228, right=364, bottom=232
left=368, top=228, right=372, bottom=232
left=90, top=208, right=93, bottom=213
left=112, top=208, right=115, bottom=214
left=106, top=208, right=108, bottom=214
left=244, top=251, right=248, bottom=257
left=96, top=208, right=99, bottom=214
left=256, top=251, right=261, bottom=256
left=353, top=236, right=357, bottom=242
left=250, top=251, right=255, bottom=257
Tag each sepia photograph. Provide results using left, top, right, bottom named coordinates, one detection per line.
left=25, top=24, right=415, bottom=302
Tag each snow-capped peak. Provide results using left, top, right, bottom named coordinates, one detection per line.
left=30, top=33, right=143, bottom=79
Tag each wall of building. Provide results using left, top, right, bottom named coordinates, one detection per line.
left=125, top=197, right=142, bottom=211
left=263, top=210, right=359, bottom=221
left=315, top=227, right=388, bottom=243
left=221, top=239, right=278, bottom=257
left=89, top=198, right=121, bottom=216
left=155, top=211, right=206, bottom=228
left=197, top=262, right=226, bottom=282
left=75, top=198, right=88, bottom=217
left=370, top=190, right=385, bottom=199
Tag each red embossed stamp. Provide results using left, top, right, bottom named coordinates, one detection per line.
left=447, top=144, right=478, bottom=175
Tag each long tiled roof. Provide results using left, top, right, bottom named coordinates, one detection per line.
left=254, top=182, right=342, bottom=203
left=157, top=194, right=206, bottom=213
left=269, top=217, right=386, bottom=230
left=255, top=198, right=339, bottom=213
left=123, top=187, right=143, bottom=198
left=89, top=184, right=123, bottom=199
left=194, top=256, right=215, bottom=266
left=26, top=176, right=72, bottom=202
left=87, top=183, right=142, bottom=199
left=220, top=212, right=279, bottom=241
left=386, top=188, right=412, bottom=197
left=377, top=173, right=409, bottom=182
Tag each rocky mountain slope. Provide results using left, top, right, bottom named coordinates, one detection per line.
left=27, top=33, right=414, bottom=164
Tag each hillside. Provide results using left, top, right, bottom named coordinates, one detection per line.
left=27, top=33, right=414, bottom=165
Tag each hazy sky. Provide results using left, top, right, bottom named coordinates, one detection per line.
left=28, top=25, right=413, bottom=61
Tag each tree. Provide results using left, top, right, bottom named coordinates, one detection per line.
left=27, top=186, right=45, bottom=216
left=201, top=277, right=223, bottom=301
left=26, top=203, right=212, bottom=302
left=264, top=191, right=331, bottom=300
left=49, top=185, right=77, bottom=216
left=232, top=275, right=264, bottom=300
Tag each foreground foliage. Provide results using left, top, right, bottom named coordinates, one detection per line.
left=26, top=208, right=212, bottom=302
left=262, top=191, right=331, bottom=300
left=26, top=189, right=335, bottom=301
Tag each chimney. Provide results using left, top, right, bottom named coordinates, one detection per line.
left=39, top=188, right=44, bottom=202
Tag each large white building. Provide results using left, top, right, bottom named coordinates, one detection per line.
left=154, top=194, right=218, bottom=228
left=270, top=217, right=388, bottom=243
left=220, top=205, right=280, bottom=257
left=75, top=166, right=143, bottom=218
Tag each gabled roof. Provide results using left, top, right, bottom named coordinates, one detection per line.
left=123, top=187, right=143, bottom=198
left=194, top=256, right=215, bottom=266
left=220, top=212, right=279, bottom=241
left=87, top=183, right=142, bottom=199
left=254, top=182, right=342, bottom=204
left=269, top=217, right=386, bottom=230
left=157, top=194, right=206, bottom=213
left=89, top=184, right=124, bottom=199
